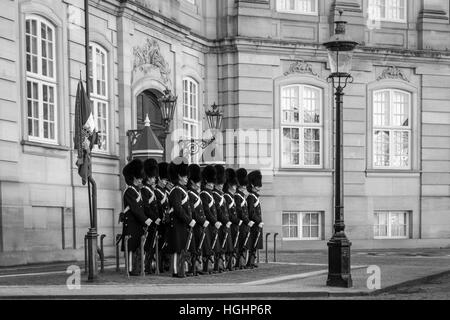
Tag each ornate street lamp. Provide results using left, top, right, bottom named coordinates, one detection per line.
left=323, top=10, right=358, bottom=288
left=158, top=88, right=177, bottom=134
left=178, top=102, right=223, bottom=157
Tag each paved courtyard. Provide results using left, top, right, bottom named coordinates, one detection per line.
left=0, top=248, right=449, bottom=299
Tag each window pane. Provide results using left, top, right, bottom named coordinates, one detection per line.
left=302, top=226, right=310, bottom=238
left=374, top=130, right=390, bottom=167
left=282, top=213, right=289, bottom=226
left=282, top=226, right=290, bottom=238
left=281, top=86, right=299, bottom=123
left=310, top=226, right=319, bottom=238
left=373, top=90, right=389, bottom=127
left=392, top=91, right=409, bottom=127
left=302, top=87, right=320, bottom=123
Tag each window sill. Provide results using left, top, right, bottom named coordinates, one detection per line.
left=365, top=169, right=420, bottom=177
left=21, top=139, right=70, bottom=151
left=92, top=152, right=120, bottom=161
left=275, top=168, right=332, bottom=176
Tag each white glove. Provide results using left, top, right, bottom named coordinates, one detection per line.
left=145, top=218, right=152, bottom=226
left=238, top=220, right=243, bottom=226
left=155, top=218, right=161, bottom=225
left=258, top=222, right=264, bottom=228
left=215, top=221, right=222, bottom=229
left=189, top=220, right=196, bottom=228
left=203, top=221, right=210, bottom=228
left=248, top=221, right=255, bottom=228
left=226, top=221, right=232, bottom=228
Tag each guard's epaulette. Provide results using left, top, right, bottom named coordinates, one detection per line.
left=200, top=190, right=214, bottom=208
left=224, top=193, right=235, bottom=209
left=142, top=185, right=156, bottom=204
left=212, top=191, right=225, bottom=207
left=188, top=190, right=202, bottom=209
left=124, top=185, right=141, bottom=202
left=235, top=193, right=247, bottom=207
left=170, top=185, right=189, bottom=205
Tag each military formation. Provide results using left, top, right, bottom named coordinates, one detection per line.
left=119, top=156, right=264, bottom=278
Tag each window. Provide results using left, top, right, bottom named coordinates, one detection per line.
left=276, top=0, right=318, bottom=15
left=368, top=0, right=406, bottom=22
left=183, top=78, right=199, bottom=162
left=282, top=212, right=321, bottom=240
left=373, top=89, right=411, bottom=169
left=281, top=85, right=322, bottom=168
left=374, top=211, right=410, bottom=239
left=25, top=16, right=57, bottom=143
left=89, top=43, right=109, bottom=152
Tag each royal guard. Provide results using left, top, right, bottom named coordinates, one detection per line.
left=234, top=168, right=251, bottom=269
left=142, top=158, right=161, bottom=274
left=187, top=164, right=210, bottom=275
left=223, top=168, right=241, bottom=271
left=246, top=170, right=264, bottom=269
left=167, top=157, right=196, bottom=278
left=121, top=159, right=152, bottom=276
left=213, top=164, right=233, bottom=273
left=155, top=161, right=170, bottom=272
left=200, top=165, right=220, bottom=273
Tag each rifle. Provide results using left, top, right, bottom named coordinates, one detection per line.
left=218, top=227, right=230, bottom=272
left=140, top=226, right=150, bottom=276
left=248, top=227, right=262, bottom=267
left=152, top=229, right=160, bottom=275
left=239, top=227, right=251, bottom=268
left=207, top=229, right=219, bottom=271
left=230, top=227, right=240, bottom=270
left=178, top=227, right=194, bottom=277
left=124, top=235, right=131, bottom=278
left=194, top=227, right=206, bottom=273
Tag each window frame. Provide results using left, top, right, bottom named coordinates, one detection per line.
left=280, top=84, right=323, bottom=169
left=372, top=89, right=412, bottom=170
left=374, top=211, right=410, bottom=240
left=89, top=42, right=109, bottom=153
left=276, top=0, right=319, bottom=16
left=282, top=211, right=322, bottom=241
left=368, top=0, right=407, bottom=23
left=25, top=15, right=58, bottom=144
left=182, top=77, right=200, bottom=162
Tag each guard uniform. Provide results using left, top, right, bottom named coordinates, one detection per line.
left=246, top=170, right=263, bottom=268
left=167, top=157, right=196, bottom=277
left=187, top=164, right=209, bottom=275
left=200, top=165, right=219, bottom=273
left=224, top=168, right=241, bottom=270
left=156, top=162, right=170, bottom=272
left=234, top=168, right=251, bottom=269
left=121, top=159, right=151, bottom=275
left=142, top=158, right=160, bottom=274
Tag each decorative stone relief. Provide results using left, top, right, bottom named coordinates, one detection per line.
left=377, top=66, right=409, bottom=82
left=284, top=61, right=319, bottom=77
left=132, top=38, right=171, bottom=85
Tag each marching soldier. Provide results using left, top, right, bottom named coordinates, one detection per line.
left=213, top=164, right=233, bottom=273
left=167, top=157, right=196, bottom=278
left=234, top=168, right=251, bottom=269
left=187, top=164, right=210, bottom=275
left=155, top=162, right=170, bottom=272
left=200, top=165, right=220, bottom=273
left=121, top=159, right=152, bottom=276
left=142, top=158, right=161, bottom=274
left=246, top=170, right=264, bottom=269
left=223, top=168, right=242, bottom=271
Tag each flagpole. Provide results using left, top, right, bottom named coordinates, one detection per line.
left=84, top=0, right=98, bottom=282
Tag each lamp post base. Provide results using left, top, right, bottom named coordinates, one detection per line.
left=326, top=232, right=352, bottom=288
left=86, top=228, right=98, bottom=282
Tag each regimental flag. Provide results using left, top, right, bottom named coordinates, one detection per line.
left=74, top=78, right=98, bottom=185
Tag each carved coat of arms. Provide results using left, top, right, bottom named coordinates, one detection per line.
left=132, top=38, right=171, bottom=85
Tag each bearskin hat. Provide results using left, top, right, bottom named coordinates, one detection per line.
left=122, top=159, right=144, bottom=185
left=144, top=158, right=159, bottom=178
left=247, top=170, right=262, bottom=188
left=168, top=157, right=189, bottom=184
left=236, top=168, right=248, bottom=186
left=158, top=162, right=169, bottom=180
left=188, top=164, right=201, bottom=183
left=214, top=164, right=225, bottom=185
left=202, top=165, right=216, bottom=184
left=224, top=168, right=237, bottom=193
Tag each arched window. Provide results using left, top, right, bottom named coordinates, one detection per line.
left=182, top=77, right=199, bottom=162
left=372, top=89, right=411, bottom=169
left=89, top=43, right=109, bottom=152
left=25, top=15, right=57, bottom=143
left=280, top=84, right=322, bottom=168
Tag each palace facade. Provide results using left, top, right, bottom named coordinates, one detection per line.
left=1, top=0, right=450, bottom=265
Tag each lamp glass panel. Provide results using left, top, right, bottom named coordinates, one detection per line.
left=328, top=50, right=354, bottom=74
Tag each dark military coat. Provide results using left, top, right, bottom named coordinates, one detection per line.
left=141, top=185, right=159, bottom=252
left=188, top=188, right=209, bottom=255
left=234, top=190, right=250, bottom=250
left=200, top=188, right=220, bottom=255
left=224, top=192, right=241, bottom=250
left=121, top=185, right=148, bottom=252
left=247, top=191, right=263, bottom=250
left=167, top=185, right=194, bottom=254
left=213, top=189, right=233, bottom=253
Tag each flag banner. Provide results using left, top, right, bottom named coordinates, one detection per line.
left=74, top=79, right=98, bottom=185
